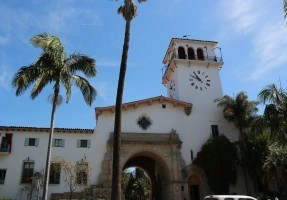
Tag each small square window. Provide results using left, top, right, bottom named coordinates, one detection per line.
left=54, top=139, right=64, bottom=147
left=25, top=138, right=38, bottom=147
left=28, top=138, right=36, bottom=146
left=80, top=140, right=88, bottom=148
left=162, top=104, right=166, bottom=109
left=77, top=139, right=90, bottom=148
left=0, top=169, right=6, bottom=184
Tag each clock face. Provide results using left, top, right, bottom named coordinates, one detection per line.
left=169, top=79, right=176, bottom=98
left=189, top=70, right=211, bottom=91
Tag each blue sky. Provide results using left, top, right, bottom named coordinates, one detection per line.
left=1, top=0, right=287, bottom=129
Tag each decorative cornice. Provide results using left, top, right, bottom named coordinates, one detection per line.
left=95, top=96, right=193, bottom=120
left=108, top=132, right=183, bottom=146
left=0, top=126, right=94, bottom=134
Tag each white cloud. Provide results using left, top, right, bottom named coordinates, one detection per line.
left=0, top=2, right=102, bottom=45
left=220, top=0, right=261, bottom=34
left=95, top=82, right=115, bottom=104
left=0, top=66, right=10, bottom=90
left=248, top=21, right=287, bottom=80
left=97, top=59, right=119, bottom=67
left=219, top=0, right=287, bottom=82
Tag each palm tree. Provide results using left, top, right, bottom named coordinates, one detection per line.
left=215, top=91, right=259, bottom=140
left=263, top=142, right=287, bottom=195
left=112, top=1, right=147, bottom=199
left=214, top=91, right=259, bottom=193
left=12, top=33, right=97, bottom=200
left=284, top=0, right=287, bottom=18
left=258, top=84, right=287, bottom=140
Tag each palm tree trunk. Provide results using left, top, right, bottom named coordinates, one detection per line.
left=111, top=19, right=131, bottom=200
left=239, top=128, right=249, bottom=194
left=42, top=88, right=59, bottom=200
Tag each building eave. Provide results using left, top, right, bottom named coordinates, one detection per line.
left=0, top=126, right=94, bottom=134
left=95, top=95, right=193, bottom=120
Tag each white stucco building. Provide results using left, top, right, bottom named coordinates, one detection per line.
left=0, top=38, right=249, bottom=200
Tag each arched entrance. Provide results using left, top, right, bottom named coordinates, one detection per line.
left=123, top=155, right=166, bottom=200
left=97, top=131, right=186, bottom=200
left=189, top=175, right=201, bottom=200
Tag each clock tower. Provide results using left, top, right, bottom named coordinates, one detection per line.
left=162, top=38, right=224, bottom=108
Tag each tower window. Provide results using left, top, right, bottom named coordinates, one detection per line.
left=211, top=125, right=219, bottom=137
left=178, top=47, right=186, bottom=59
left=190, top=150, right=194, bottom=161
left=197, top=48, right=204, bottom=60
left=188, top=48, right=195, bottom=60
left=162, top=104, right=166, bottom=109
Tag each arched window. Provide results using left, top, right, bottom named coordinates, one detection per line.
left=188, top=48, right=195, bottom=60
left=197, top=48, right=204, bottom=60
left=178, top=47, right=186, bottom=59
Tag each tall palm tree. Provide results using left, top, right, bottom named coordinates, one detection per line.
left=112, top=1, right=147, bottom=199
left=12, top=33, right=97, bottom=200
left=214, top=91, right=259, bottom=193
left=284, top=0, right=287, bottom=18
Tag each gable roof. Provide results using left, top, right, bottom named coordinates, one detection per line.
left=0, top=126, right=94, bottom=134
left=95, top=96, right=193, bottom=119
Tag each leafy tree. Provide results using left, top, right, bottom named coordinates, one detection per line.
left=122, top=168, right=150, bottom=200
left=111, top=1, right=147, bottom=199
left=263, top=142, right=287, bottom=195
left=215, top=91, right=259, bottom=193
left=12, top=33, right=96, bottom=199
left=193, top=135, right=238, bottom=194
left=54, top=157, right=91, bottom=199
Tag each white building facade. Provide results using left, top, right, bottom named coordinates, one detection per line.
left=0, top=38, right=249, bottom=199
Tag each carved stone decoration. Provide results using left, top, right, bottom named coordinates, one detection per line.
left=137, top=114, right=152, bottom=130
left=121, top=147, right=129, bottom=157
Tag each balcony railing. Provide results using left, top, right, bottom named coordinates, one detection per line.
left=162, top=53, right=223, bottom=79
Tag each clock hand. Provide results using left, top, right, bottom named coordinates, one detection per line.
left=193, top=72, right=202, bottom=82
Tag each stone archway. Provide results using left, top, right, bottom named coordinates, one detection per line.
left=183, top=164, right=210, bottom=200
left=98, top=130, right=187, bottom=200
left=123, top=156, right=164, bottom=200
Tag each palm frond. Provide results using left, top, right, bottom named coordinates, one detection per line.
left=31, top=33, right=65, bottom=66
left=69, top=75, right=96, bottom=106
left=67, top=54, right=97, bottom=77
left=118, top=1, right=138, bottom=20
left=30, top=73, right=52, bottom=99
left=284, top=0, right=287, bottom=18
left=258, top=84, right=282, bottom=105
left=62, top=77, right=72, bottom=103
left=12, top=65, right=42, bottom=96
